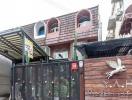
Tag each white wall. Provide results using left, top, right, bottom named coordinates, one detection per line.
left=99, top=0, right=112, bottom=41
left=0, top=55, right=11, bottom=77
left=0, top=55, right=11, bottom=95
left=99, top=0, right=132, bottom=41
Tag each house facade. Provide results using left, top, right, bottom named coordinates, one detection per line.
left=22, top=6, right=99, bottom=60
left=106, top=0, right=132, bottom=40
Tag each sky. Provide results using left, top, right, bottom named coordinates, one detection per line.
left=0, top=0, right=111, bottom=39
left=0, top=0, right=102, bottom=30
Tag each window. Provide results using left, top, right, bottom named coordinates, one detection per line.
left=76, top=10, right=91, bottom=28
left=53, top=51, right=68, bottom=59
left=48, top=18, right=59, bottom=33
left=50, top=23, right=58, bottom=33
left=79, top=16, right=90, bottom=27
left=34, top=21, right=46, bottom=39
left=38, top=26, right=44, bottom=36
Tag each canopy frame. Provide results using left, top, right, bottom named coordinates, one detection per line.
left=0, top=27, right=48, bottom=64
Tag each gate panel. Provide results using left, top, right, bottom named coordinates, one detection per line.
left=43, top=64, right=53, bottom=100
left=12, top=61, right=81, bottom=100
left=14, top=67, right=24, bottom=100
left=56, top=63, right=70, bottom=100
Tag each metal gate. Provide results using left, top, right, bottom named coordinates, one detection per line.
left=12, top=61, right=81, bottom=100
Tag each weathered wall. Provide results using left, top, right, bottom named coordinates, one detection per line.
left=84, top=55, right=132, bottom=100
left=22, top=6, right=98, bottom=46
left=0, top=55, right=11, bottom=96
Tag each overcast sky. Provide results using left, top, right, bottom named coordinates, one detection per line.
left=0, top=0, right=114, bottom=40
left=0, top=0, right=104, bottom=31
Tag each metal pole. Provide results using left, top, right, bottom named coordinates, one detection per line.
left=40, top=59, right=44, bottom=100
left=22, top=32, right=26, bottom=100
left=73, top=32, right=78, bottom=60
left=22, top=32, right=25, bottom=65
left=69, top=62, right=71, bottom=100
left=78, top=62, right=80, bottom=100
left=52, top=64, right=54, bottom=100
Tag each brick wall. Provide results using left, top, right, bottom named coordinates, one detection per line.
left=22, top=6, right=99, bottom=46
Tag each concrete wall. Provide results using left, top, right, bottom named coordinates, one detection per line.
left=99, top=0, right=132, bottom=40
left=0, top=55, right=11, bottom=96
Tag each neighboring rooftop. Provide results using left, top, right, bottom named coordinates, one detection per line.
left=0, top=28, right=47, bottom=63
left=77, top=37, right=132, bottom=58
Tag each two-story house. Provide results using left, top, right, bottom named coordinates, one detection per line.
left=21, top=6, right=99, bottom=60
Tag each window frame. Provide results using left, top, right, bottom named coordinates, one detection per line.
left=47, top=18, right=60, bottom=33
left=53, top=50, right=68, bottom=59
left=75, top=9, right=92, bottom=28
left=34, top=21, right=47, bottom=39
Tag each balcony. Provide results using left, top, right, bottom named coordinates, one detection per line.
left=46, top=28, right=98, bottom=45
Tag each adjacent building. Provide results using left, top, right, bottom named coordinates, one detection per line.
left=22, top=6, right=99, bottom=60
left=106, top=0, right=132, bottom=40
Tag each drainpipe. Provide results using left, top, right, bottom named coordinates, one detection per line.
left=73, top=32, right=78, bottom=60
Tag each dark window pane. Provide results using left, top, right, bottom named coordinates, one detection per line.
left=38, top=27, right=45, bottom=36
left=79, top=16, right=90, bottom=23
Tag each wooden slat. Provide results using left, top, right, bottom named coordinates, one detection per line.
left=84, top=55, right=132, bottom=99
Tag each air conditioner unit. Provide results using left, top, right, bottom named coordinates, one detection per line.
left=43, top=46, right=50, bottom=56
